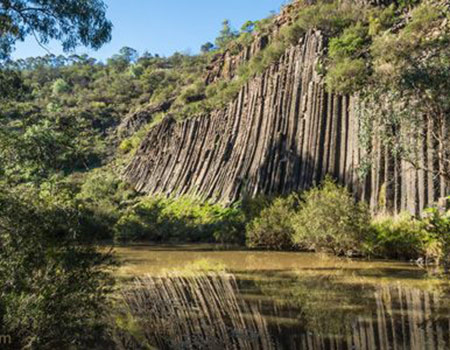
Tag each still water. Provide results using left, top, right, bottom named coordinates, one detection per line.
left=116, top=245, right=450, bottom=350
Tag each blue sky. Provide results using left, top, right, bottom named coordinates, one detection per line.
left=12, top=0, right=288, bottom=61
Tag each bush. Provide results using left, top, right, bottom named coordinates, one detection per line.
left=292, top=178, right=370, bottom=255
left=76, top=168, right=135, bottom=239
left=295, top=1, right=367, bottom=36
left=367, top=209, right=450, bottom=265
left=328, top=23, right=368, bottom=60
left=246, top=195, right=298, bottom=250
left=325, top=58, right=367, bottom=93
left=423, top=208, right=450, bottom=269
left=367, top=214, right=429, bottom=260
left=114, top=196, right=245, bottom=244
left=280, top=23, right=305, bottom=46
left=326, top=23, right=370, bottom=93
left=0, top=187, right=114, bottom=349
left=368, top=5, right=395, bottom=36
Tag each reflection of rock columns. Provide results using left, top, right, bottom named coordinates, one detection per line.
left=118, top=274, right=450, bottom=350
left=119, top=272, right=275, bottom=350
left=297, top=284, right=449, bottom=350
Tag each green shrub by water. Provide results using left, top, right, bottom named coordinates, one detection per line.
left=246, top=178, right=370, bottom=254
left=246, top=195, right=299, bottom=250
left=244, top=178, right=449, bottom=267
left=114, top=196, right=246, bottom=244
left=292, top=178, right=370, bottom=255
left=0, top=186, right=115, bottom=349
left=366, top=209, right=450, bottom=265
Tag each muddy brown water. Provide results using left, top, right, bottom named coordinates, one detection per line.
left=115, top=245, right=450, bottom=350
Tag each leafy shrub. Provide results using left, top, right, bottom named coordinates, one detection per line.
left=328, top=23, right=368, bottom=60
left=246, top=195, right=299, bottom=250
left=76, top=168, right=135, bottom=239
left=0, top=187, right=114, bottom=349
left=114, top=196, right=245, bottom=244
left=240, top=195, right=272, bottom=221
left=423, top=208, right=450, bottom=269
left=367, top=209, right=450, bottom=265
left=403, top=3, right=442, bottom=35
left=368, top=5, right=396, bottom=36
left=367, top=214, right=429, bottom=260
left=177, top=81, right=206, bottom=105
left=326, top=23, right=370, bottom=93
left=295, top=1, right=367, bottom=36
left=325, top=58, right=367, bottom=93
left=292, top=178, right=370, bottom=255
left=280, top=23, right=305, bottom=45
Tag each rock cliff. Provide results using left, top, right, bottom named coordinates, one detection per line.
left=124, top=8, right=448, bottom=215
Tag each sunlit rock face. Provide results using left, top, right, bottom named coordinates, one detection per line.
left=124, top=12, right=448, bottom=214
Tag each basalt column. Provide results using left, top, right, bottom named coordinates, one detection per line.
left=124, top=30, right=448, bottom=214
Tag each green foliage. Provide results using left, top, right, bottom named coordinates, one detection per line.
left=368, top=5, right=396, bottom=36
left=215, top=20, right=238, bottom=49
left=279, top=23, right=305, bottom=46
left=246, top=195, right=298, bottom=250
left=52, top=78, right=71, bottom=95
left=294, top=1, right=367, bottom=36
left=329, top=24, right=368, bottom=60
left=403, top=3, right=442, bottom=35
left=325, top=21, right=371, bottom=93
left=0, top=186, right=115, bottom=349
left=292, top=178, right=370, bottom=255
left=76, top=167, right=136, bottom=239
left=114, top=196, right=245, bottom=244
left=0, top=117, right=98, bottom=183
left=201, top=42, right=215, bottom=53
left=367, top=214, right=430, bottom=260
left=176, top=80, right=206, bottom=105
left=424, top=208, right=450, bottom=269
left=0, top=69, right=29, bottom=99
left=367, top=210, right=450, bottom=264
left=0, top=0, right=112, bottom=60
left=325, top=58, right=367, bottom=94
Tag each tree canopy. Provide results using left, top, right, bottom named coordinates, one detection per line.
left=0, top=0, right=112, bottom=60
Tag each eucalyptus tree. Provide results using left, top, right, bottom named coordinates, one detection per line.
left=0, top=0, right=112, bottom=59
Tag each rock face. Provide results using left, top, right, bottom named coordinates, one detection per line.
left=124, top=29, right=448, bottom=214
left=118, top=100, right=173, bottom=138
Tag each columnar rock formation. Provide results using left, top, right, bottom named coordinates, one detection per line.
left=124, top=28, right=448, bottom=214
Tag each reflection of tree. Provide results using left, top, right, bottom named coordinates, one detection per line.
left=250, top=270, right=375, bottom=335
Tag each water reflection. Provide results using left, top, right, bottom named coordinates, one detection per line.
left=115, top=246, right=450, bottom=350
left=245, top=273, right=450, bottom=350
left=119, top=273, right=275, bottom=349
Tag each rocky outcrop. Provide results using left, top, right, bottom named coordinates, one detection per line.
left=204, top=1, right=303, bottom=85
left=118, top=99, right=173, bottom=138
left=124, top=28, right=448, bottom=214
